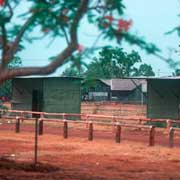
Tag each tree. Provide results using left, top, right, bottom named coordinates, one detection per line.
left=163, top=8, right=180, bottom=69
left=61, top=54, right=86, bottom=77
left=61, top=66, right=84, bottom=77
left=0, top=56, right=22, bottom=99
left=0, top=0, right=160, bottom=84
left=133, top=64, right=155, bottom=77
left=85, top=47, right=155, bottom=79
left=0, top=56, right=21, bottom=109
left=172, top=68, right=180, bottom=76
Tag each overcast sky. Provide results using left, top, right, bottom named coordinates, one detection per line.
left=19, top=0, right=180, bottom=76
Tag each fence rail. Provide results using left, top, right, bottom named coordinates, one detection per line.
left=0, top=109, right=180, bottom=164
left=1, top=109, right=180, bottom=127
left=0, top=109, right=156, bottom=144
left=169, top=127, right=180, bottom=148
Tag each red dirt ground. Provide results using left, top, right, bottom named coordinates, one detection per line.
left=0, top=122, right=180, bottom=180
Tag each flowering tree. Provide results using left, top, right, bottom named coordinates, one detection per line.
left=0, top=0, right=159, bottom=84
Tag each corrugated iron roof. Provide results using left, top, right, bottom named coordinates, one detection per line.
left=122, top=76, right=180, bottom=80
left=14, top=75, right=82, bottom=80
left=100, top=79, right=145, bottom=91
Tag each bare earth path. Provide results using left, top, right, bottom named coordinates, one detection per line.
left=0, top=124, right=180, bottom=180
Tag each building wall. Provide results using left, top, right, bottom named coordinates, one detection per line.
left=82, top=79, right=145, bottom=103
left=82, top=80, right=110, bottom=101
left=12, top=78, right=42, bottom=111
left=12, top=78, right=81, bottom=114
left=81, top=102, right=146, bottom=118
left=42, top=78, right=81, bottom=113
left=111, top=88, right=146, bottom=104
left=125, top=87, right=146, bottom=104
left=147, top=79, right=180, bottom=119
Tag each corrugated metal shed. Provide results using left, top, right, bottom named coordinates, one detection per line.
left=124, top=76, right=180, bottom=119
left=147, top=78, right=180, bottom=119
left=101, top=79, right=145, bottom=91
left=82, top=78, right=146, bottom=103
left=12, top=76, right=81, bottom=114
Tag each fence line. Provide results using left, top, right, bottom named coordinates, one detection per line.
left=169, top=127, right=180, bottom=148
left=1, top=109, right=180, bottom=129
left=0, top=109, right=165, bottom=149
left=1, top=109, right=180, bottom=164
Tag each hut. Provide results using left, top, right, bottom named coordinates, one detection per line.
left=11, top=76, right=81, bottom=114
left=82, top=78, right=147, bottom=104
left=147, top=77, right=180, bottom=119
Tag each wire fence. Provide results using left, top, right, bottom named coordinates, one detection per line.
left=0, top=109, right=180, bottom=165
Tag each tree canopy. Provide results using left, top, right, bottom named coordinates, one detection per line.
left=86, top=47, right=155, bottom=78
left=0, top=0, right=161, bottom=84
left=62, top=47, right=155, bottom=78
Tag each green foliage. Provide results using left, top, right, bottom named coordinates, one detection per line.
left=0, top=56, right=22, bottom=99
left=164, top=13, right=180, bottom=70
left=133, top=64, right=155, bottom=76
left=172, top=68, right=180, bottom=76
left=0, top=80, right=11, bottom=98
left=85, top=47, right=155, bottom=79
left=62, top=66, right=83, bottom=77
left=61, top=53, right=87, bottom=77
left=8, top=56, right=22, bottom=68
left=165, top=11, right=180, bottom=37
left=165, top=27, right=180, bottom=37
left=121, top=32, right=160, bottom=54
left=175, top=69, right=180, bottom=76
left=63, top=46, right=155, bottom=78
left=0, top=0, right=161, bottom=82
left=0, top=1, right=160, bottom=57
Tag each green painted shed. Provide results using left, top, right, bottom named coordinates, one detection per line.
left=12, top=76, right=81, bottom=114
left=123, top=77, right=180, bottom=120
left=147, top=77, right=180, bottom=119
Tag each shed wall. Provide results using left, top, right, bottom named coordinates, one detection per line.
left=12, top=78, right=42, bottom=110
left=147, top=79, right=180, bottom=119
left=42, top=78, right=81, bottom=113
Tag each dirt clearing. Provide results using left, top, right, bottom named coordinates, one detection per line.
left=0, top=122, right=180, bottom=180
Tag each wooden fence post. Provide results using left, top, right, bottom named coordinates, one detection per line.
left=63, top=120, right=68, bottom=139
left=15, top=116, right=20, bottom=133
left=86, top=115, right=89, bottom=128
left=88, top=121, right=93, bottom=141
left=34, top=118, right=38, bottom=165
left=169, top=127, right=174, bottom=148
left=149, top=126, right=155, bottom=146
left=138, top=119, right=142, bottom=131
left=112, top=116, right=116, bottom=132
left=139, top=119, right=142, bottom=125
left=166, top=120, right=171, bottom=130
left=38, top=119, right=43, bottom=135
left=115, top=123, right=121, bottom=143
left=21, top=111, right=25, bottom=119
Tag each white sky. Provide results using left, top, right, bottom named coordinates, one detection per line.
left=19, top=0, right=180, bottom=76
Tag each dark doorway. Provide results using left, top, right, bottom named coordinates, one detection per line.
left=32, top=89, right=42, bottom=118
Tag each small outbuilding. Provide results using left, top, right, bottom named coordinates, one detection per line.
left=12, top=76, right=81, bottom=114
left=82, top=78, right=147, bottom=104
left=147, top=77, right=180, bottom=119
